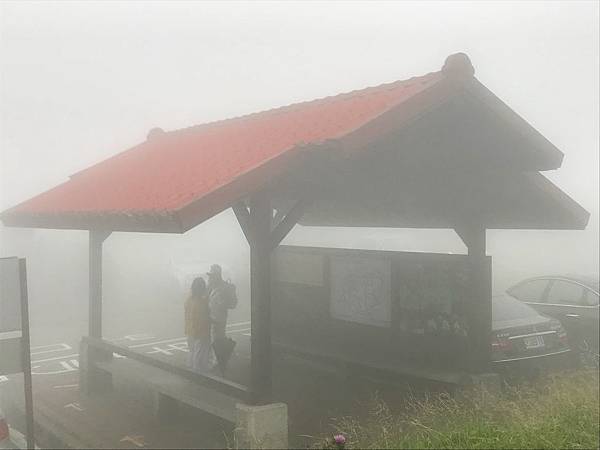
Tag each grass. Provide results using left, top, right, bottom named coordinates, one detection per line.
left=318, top=370, right=599, bottom=449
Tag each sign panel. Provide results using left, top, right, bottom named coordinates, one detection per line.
left=0, top=257, right=22, bottom=332
left=330, top=255, right=391, bottom=327
left=0, top=335, right=23, bottom=374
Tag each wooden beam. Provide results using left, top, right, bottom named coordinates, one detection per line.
left=269, top=198, right=309, bottom=251
left=232, top=202, right=252, bottom=243
left=271, top=209, right=286, bottom=231
left=89, top=230, right=111, bottom=339
left=248, top=192, right=273, bottom=404
left=455, top=225, right=485, bottom=257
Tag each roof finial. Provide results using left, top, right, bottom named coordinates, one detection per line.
left=147, top=127, right=165, bottom=141
left=442, top=53, right=475, bottom=78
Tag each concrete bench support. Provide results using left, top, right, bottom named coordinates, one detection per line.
left=154, top=392, right=179, bottom=423
left=234, top=403, right=288, bottom=449
left=79, top=339, right=113, bottom=395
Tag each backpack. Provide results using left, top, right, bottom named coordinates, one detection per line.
left=221, top=281, right=238, bottom=309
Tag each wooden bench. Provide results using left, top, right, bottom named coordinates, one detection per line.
left=82, top=337, right=249, bottom=423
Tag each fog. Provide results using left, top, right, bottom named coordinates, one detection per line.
left=0, top=1, right=598, bottom=342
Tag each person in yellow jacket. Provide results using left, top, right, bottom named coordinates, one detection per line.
left=185, top=277, right=212, bottom=373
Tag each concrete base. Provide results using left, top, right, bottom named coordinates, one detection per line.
left=79, top=339, right=113, bottom=395
left=234, top=403, right=288, bottom=449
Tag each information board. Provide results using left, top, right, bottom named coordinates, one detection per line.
left=330, top=255, right=391, bottom=327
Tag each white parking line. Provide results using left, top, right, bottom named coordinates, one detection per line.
left=120, top=435, right=147, bottom=448
left=110, top=333, right=156, bottom=343
left=31, top=343, right=72, bottom=356
left=228, top=321, right=250, bottom=328
left=32, top=353, right=79, bottom=364
left=0, top=331, right=22, bottom=340
left=33, top=361, right=78, bottom=375
left=64, top=402, right=84, bottom=412
left=146, top=347, right=173, bottom=356
left=231, top=328, right=250, bottom=334
left=31, top=343, right=65, bottom=350
left=129, top=338, right=185, bottom=349
left=59, top=361, right=75, bottom=371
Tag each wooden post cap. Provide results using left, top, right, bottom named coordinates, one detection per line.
left=442, top=53, right=475, bottom=78
left=147, top=127, right=166, bottom=141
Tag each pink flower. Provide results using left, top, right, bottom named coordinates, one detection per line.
left=333, top=434, right=346, bottom=446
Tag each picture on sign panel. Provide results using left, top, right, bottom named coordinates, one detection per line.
left=0, top=257, right=22, bottom=332
left=330, top=255, right=391, bottom=327
left=395, top=259, right=469, bottom=337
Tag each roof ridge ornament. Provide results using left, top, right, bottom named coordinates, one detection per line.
left=147, top=127, right=166, bottom=141
left=442, top=52, right=475, bottom=78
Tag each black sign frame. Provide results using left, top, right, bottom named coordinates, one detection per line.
left=0, top=257, right=34, bottom=449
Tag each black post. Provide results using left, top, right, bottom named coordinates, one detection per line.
left=455, top=225, right=491, bottom=372
left=18, top=259, right=34, bottom=450
left=248, top=193, right=273, bottom=404
left=89, top=230, right=110, bottom=339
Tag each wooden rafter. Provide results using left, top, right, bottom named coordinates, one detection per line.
left=232, top=202, right=252, bottom=243
left=269, top=199, right=309, bottom=251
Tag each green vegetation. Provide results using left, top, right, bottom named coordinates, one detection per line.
left=319, top=370, right=599, bottom=449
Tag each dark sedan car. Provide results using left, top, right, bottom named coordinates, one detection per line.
left=491, top=294, right=570, bottom=364
left=506, top=276, right=599, bottom=360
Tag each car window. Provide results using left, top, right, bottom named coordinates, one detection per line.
left=547, top=280, right=585, bottom=306
left=508, top=279, right=549, bottom=302
left=493, top=296, right=539, bottom=321
left=583, top=290, right=599, bottom=307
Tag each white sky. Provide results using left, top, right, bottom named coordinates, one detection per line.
left=1, top=1, right=599, bottom=278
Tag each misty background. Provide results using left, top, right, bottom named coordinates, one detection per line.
left=0, top=1, right=598, bottom=343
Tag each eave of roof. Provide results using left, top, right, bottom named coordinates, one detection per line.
left=0, top=53, right=579, bottom=233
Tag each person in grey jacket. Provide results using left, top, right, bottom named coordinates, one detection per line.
left=207, top=264, right=237, bottom=342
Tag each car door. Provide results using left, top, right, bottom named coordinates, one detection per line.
left=578, top=288, right=599, bottom=349
left=506, top=278, right=552, bottom=313
left=544, top=279, right=598, bottom=346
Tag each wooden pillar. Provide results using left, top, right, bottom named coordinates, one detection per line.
left=89, top=230, right=111, bottom=339
left=456, top=225, right=491, bottom=372
left=248, top=193, right=273, bottom=403
left=234, top=196, right=308, bottom=403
